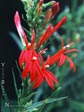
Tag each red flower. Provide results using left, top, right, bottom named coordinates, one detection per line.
left=37, top=0, right=44, bottom=15
left=51, top=2, right=60, bottom=17
left=14, top=11, right=28, bottom=47
left=14, top=11, right=44, bottom=87
left=45, top=2, right=60, bottom=21
left=38, top=24, right=53, bottom=47
left=20, top=49, right=43, bottom=83
left=45, top=37, right=78, bottom=72
left=38, top=16, right=67, bottom=47
left=39, top=0, right=44, bottom=7
left=41, top=63, right=58, bottom=89
left=32, top=59, right=58, bottom=89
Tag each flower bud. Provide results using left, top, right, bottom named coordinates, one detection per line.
left=43, top=1, right=56, bottom=11
left=45, top=9, right=52, bottom=21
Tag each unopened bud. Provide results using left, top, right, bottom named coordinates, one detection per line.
left=27, top=0, right=33, bottom=7
left=45, top=9, right=52, bottom=21
left=51, top=2, right=60, bottom=17
left=39, top=0, right=44, bottom=7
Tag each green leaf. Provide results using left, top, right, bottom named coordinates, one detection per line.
left=36, top=102, right=47, bottom=112
left=12, top=68, right=18, bottom=97
left=15, top=61, right=22, bottom=77
left=26, top=96, right=68, bottom=112
left=49, top=87, right=61, bottom=98
left=20, top=92, right=37, bottom=105
left=8, top=32, right=23, bottom=50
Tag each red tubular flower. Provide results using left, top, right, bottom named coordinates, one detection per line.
left=45, top=2, right=60, bottom=21
left=45, top=9, right=52, bottom=21
left=33, top=61, right=58, bottom=89
left=51, top=2, right=60, bottom=17
left=41, top=63, right=58, bottom=89
left=14, top=11, right=28, bottom=47
left=46, top=48, right=65, bottom=65
left=39, top=0, right=44, bottom=7
left=52, top=16, right=67, bottom=33
left=38, top=24, right=53, bottom=47
left=18, top=30, right=44, bottom=84
left=45, top=38, right=78, bottom=72
left=37, top=0, right=44, bottom=15
left=14, top=11, right=44, bottom=86
left=38, top=16, right=67, bottom=47
left=19, top=49, right=44, bottom=85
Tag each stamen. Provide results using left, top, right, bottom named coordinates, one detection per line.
left=39, top=50, right=46, bottom=54
left=65, top=44, right=70, bottom=48
left=43, top=51, right=46, bottom=54
left=28, top=43, right=31, bottom=46
left=45, top=65, right=50, bottom=68
left=40, top=48, right=48, bottom=54
left=32, top=56, right=37, bottom=60
left=63, top=45, right=70, bottom=49
left=64, top=42, right=74, bottom=49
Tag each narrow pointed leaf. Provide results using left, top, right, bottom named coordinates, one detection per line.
left=26, top=96, right=68, bottom=111
left=12, top=68, right=18, bottom=97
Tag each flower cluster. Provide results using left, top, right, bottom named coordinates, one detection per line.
left=14, top=0, right=78, bottom=89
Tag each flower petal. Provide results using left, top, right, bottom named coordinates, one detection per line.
left=22, top=63, right=30, bottom=79
left=58, top=54, right=66, bottom=66
left=24, top=50, right=32, bottom=63
left=14, top=11, right=28, bottom=47
left=44, top=71, right=54, bottom=89
left=52, top=16, right=67, bottom=33
left=64, top=49, right=78, bottom=54
left=38, top=24, right=53, bottom=47
left=33, top=74, right=44, bottom=89
left=19, top=50, right=25, bottom=67
left=29, top=63, right=37, bottom=83
left=65, top=56, right=76, bottom=72
left=45, top=8, right=52, bottom=21
left=39, top=0, right=44, bottom=7
left=46, top=48, right=65, bottom=66
left=47, top=70, right=58, bottom=84
left=35, top=60, right=44, bottom=77
left=51, top=2, right=60, bottom=17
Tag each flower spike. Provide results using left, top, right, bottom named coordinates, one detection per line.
left=14, top=1, right=78, bottom=90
